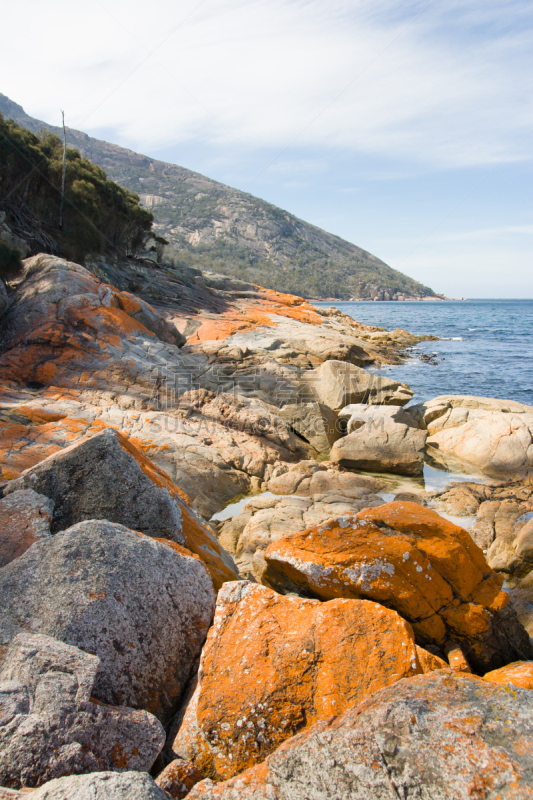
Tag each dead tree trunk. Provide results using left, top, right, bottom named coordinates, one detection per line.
left=59, top=110, right=67, bottom=229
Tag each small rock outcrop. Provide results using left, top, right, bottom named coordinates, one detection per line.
left=0, top=633, right=164, bottom=789
left=489, top=517, right=533, bottom=577
left=263, top=502, right=533, bottom=672
left=415, top=395, right=533, bottom=479
left=303, top=359, right=413, bottom=411
left=0, top=489, right=53, bottom=568
left=186, top=672, right=533, bottom=799
left=330, top=405, right=427, bottom=476
left=171, top=581, right=422, bottom=781
left=276, top=402, right=340, bottom=455
left=0, top=520, right=215, bottom=722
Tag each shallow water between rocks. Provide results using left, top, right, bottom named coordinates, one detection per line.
left=210, top=463, right=481, bottom=524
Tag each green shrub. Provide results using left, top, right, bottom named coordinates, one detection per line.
left=0, top=113, right=153, bottom=263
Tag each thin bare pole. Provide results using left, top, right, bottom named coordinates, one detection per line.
left=59, top=110, right=67, bottom=228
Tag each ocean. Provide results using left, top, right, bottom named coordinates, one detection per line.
left=314, top=299, right=533, bottom=407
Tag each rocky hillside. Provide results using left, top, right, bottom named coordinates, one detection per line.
left=0, top=93, right=440, bottom=301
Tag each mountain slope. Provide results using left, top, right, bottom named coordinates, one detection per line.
left=0, top=94, right=439, bottom=300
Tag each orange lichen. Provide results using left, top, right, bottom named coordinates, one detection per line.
left=173, top=584, right=422, bottom=781
left=185, top=291, right=324, bottom=344
left=416, top=645, right=448, bottom=673
left=115, top=431, right=236, bottom=590
left=263, top=502, right=510, bottom=655
left=484, top=661, right=533, bottom=690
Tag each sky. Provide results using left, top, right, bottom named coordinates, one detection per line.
left=2, top=0, right=533, bottom=297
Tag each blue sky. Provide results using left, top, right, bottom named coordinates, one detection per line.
left=2, top=0, right=533, bottom=297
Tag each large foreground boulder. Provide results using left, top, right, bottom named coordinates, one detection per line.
left=330, top=405, right=427, bottom=476
left=0, top=520, right=215, bottom=722
left=263, top=502, right=533, bottom=672
left=187, top=671, right=533, bottom=799
left=415, top=395, right=533, bottom=480
left=303, top=360, right=413, bottom=411
left=0, top=633, right=164, bottom=788
left=171, top=581, right=422, bottom=781
left=4, top=427, right=238, bottom=589
left=11, top=772, right=168, bottom=799
left=0, top=490, right=53, bottom=568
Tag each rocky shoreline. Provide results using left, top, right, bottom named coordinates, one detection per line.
left=1, top=252, right=533, bottom=798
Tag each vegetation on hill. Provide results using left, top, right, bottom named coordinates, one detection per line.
left=0, top=94, right=437, bottom=299
left=0, top=111, right=153, bottom=265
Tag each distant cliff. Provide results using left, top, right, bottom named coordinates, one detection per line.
left=0, top=93, right=440, bottom=300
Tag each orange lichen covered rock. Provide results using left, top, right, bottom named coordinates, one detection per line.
left=445, top=641, right=472, bottom=673
left=155, top=759, right=203, bottom=799
left=186, top=672, right=533, bottom=800
left=0, top=408, right=109, bottom=481
left=415, top=645, right=448, bottom=673
left=171, top=581, right=422, bottom=781
left=0, top=255, right=183, bottom=392
left=262, top=501, right=533, bottom=672
left=115, top=430, right=238, bottom=589
left=483, top=661, right=533, bottom=690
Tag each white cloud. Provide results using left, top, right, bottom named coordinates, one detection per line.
left=2, top=0, right=533, bottom=169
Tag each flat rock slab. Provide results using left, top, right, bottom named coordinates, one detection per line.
left=263, top=501, right=533, bottom=672
left=0, top=520, right=215, bottom=722
left=0, top=633, right=164, bottom=789
left=186, top=672, right=533, bottom=800
left=172, top=581, right=422, bottom=781
left=0, top=489, right=53, bottom=568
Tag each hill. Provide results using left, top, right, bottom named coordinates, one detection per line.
left=0, top=93, right=439, bottom=300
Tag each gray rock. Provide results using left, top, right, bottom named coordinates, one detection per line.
left=303, top=360, right=413, bottom=412
left=276, top=402, right=340, bottom=455
left=24, top=772, right=168, bottom=799
left=0, top=489, right=53, bottom=568
left=4, top=428, right=183, bottom=542
left=499, top=518, right=533, bottom=577
left=339, top=402, right=419, bottom=431
left=187, top=672, right=533, bottom=799
left=330, top=411, right=427, bottom=476
left=412, top=395, right=533, bottom=480
left=0, top=633, right=164, bottom=789
left=0, top=520, right=215, bottom=722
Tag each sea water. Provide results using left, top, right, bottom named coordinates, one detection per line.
left=314, top=299, right=533, bottom=406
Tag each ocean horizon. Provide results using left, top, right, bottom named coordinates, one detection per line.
left=314, top=298, right=533, bottom=406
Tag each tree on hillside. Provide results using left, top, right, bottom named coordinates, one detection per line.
left=0, top=113, right=153, bottom=264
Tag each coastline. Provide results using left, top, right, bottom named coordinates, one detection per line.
left=1, top=253, right=533, bottom=797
